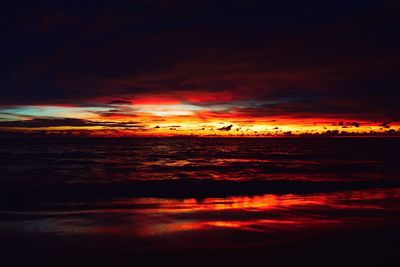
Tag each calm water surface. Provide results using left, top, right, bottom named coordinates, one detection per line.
left=0, top=137, right=399, bottom=264
left=1, top=137, right=399, bottom=183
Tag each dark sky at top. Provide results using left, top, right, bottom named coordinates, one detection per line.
left=1, top=0, right=399, bottom=123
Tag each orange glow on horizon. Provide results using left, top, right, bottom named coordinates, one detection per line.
left=1, top=101, right=399, bottom=137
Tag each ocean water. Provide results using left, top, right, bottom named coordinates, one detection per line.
left=1, top=137, right=399, bottom=184
left=0, top=137, right=399, bottom=265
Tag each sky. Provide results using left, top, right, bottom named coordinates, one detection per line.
left=1, top=0, right=399, bottom=136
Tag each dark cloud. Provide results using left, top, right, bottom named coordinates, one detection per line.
left=0, top=0, right=399, bottom=121
left=0, top=118, right=143, bottom=128
left=218, top=125, right=233, bottom=131
left=90, top=106, right=137, bottom=118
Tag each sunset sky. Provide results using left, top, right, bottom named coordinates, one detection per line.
left=1, top=0, right=399, bottom=136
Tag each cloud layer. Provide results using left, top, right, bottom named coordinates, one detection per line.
left=1, top=1, right=399, bottom=135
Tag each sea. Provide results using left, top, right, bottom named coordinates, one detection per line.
left=0, top=137, right=399, bottom=266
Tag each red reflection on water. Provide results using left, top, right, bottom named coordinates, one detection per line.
left=107, top=188, right=400, bottom=237
left=9, top=188, right=400, bottom=251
